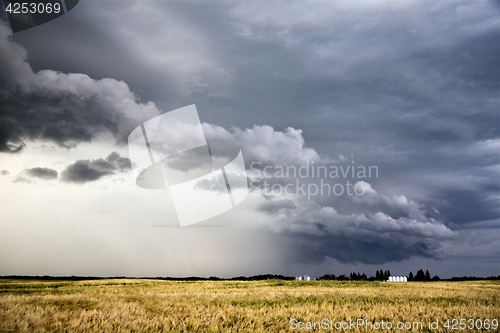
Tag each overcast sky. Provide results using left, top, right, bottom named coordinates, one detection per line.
left=0, top=0, right=498, bottom=279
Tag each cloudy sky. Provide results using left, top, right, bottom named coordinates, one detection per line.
left=0, top=0, right=498, bottom=279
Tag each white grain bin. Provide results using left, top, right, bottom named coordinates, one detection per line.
left=389, top=275, right=408, bottom=282
left=303, top=275, right=311, bottom=281
left=295, top=276, right=302, bottom=281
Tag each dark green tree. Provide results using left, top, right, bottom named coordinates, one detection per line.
left=408, top=271, right=414, bottom=281
left=415, top=269, right=425, bottom=281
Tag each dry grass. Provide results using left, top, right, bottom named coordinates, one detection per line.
left=0, top=279, right=498, bottom=332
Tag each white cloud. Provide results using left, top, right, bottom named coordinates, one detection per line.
left=202, top=123, right=328, bottom=165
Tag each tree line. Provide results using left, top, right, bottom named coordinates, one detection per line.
left=1, top=274, right=499, bottom=281
left=317, top=270, right=500, bottom=282
left=318, top=269, right=441, bottom=281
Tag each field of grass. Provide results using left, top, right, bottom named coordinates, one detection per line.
left=0, top=279, right=498, bottom=332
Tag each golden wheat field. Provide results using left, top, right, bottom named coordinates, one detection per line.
left=0, top=279, right=498, bottom=332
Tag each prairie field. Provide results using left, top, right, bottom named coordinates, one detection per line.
left=0, top=279, right=498, bottom=332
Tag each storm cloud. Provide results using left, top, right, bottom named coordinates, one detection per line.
left=199, top=121, right=459, bottom=263
left=0, top=0, right=498, bottom=277
left=247, top=180, right=456, bottom=265
left=0, top=21, right=160, bottom=153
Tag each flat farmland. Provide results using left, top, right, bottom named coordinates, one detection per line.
left=0, top=279, right=498, bottom=332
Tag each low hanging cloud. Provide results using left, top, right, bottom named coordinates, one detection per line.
left=12, top=167, right=58, bottom=183
left=61, top=152, right=131, bottom=184
left=0, top=22, right=160, bottom=153
left=25, top=167, right=58, bottom=180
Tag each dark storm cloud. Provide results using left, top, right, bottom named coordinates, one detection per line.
left=9, top=1, right=497, bottom=143
left=2, top=0, right=498, bottom=271
left=25, top=167, right=58, bottom=180
left=61, top=152, right=131, bottom=183
left=287, top=233, right=446, bottom=265
left=0, top=21, right=160, bottom=153
left=249, top=180, right=456, bottom=265
left=202, top=115, right=488, bottom=264
left=223, top=3, right=499, bottom=147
